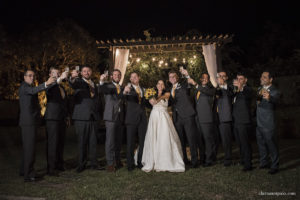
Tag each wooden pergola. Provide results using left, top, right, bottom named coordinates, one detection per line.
left=96, top=33, right=234, bottom=69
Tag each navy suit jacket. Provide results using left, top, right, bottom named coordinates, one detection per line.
left=195, top=84, right=216, bottom=123
left=44, top=84, right=68, bottom=120
left=69, top=78, right=100, bottom=121
left=232, top=85, right=253, bottom=125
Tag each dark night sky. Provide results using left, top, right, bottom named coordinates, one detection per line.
left=0, top=0, right=299, bottom=44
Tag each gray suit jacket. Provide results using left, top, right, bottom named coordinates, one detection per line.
left=256, top=85, right=280, bottom=130
left=99, top=82, right=124, bottom=122
left=19, top=81, right=51, bottom=126
left=195, top=85, right=216, bottom=123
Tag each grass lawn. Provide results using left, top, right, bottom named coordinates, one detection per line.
left=0, top=128, right=299, bottom=200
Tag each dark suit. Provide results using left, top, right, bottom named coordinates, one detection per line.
left=214, top=85, right=233, bottom=165
left=194, top=84, right=216, bottom=165
left=44, top=84, right=68, bottom=172
left=232, top=85, right=253, bottom=168
left=99, top=82, right=124, bottom=166
left=169, top=81, right=198, bottom=166
left=256, top=85, right=280, bottom=170
left=124, top=85, right=148, bottom=168
left=69, top=78, right=100, bottom=169
left=19, top=81, right=52, bottom=179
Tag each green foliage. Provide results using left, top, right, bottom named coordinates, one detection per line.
left=0, top=19, right=101, bottom=100
left=124, top=51, right=206, bottom=87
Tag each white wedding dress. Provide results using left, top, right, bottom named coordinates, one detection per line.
left=141, top=99, right=185, bottom=172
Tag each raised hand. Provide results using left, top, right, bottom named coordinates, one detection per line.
left=71, top=70, right=79, bottom=79
left=100, top=74, right=108, bottom=82
left=149, top=98, right=157, bottom=106
left=60, top=71, right=69, bottom=80
left=262, top=89, right=270, bottom=100
left=46, top=76, right=56, bottom=86
left=187, top=78, right=197, bottom=86
left=123, top=85, right=131, bottom=94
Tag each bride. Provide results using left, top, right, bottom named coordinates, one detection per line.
left=141, top=80, right=185, bottom=172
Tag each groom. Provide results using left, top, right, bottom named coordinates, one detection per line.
left=123, top=72, right=148, bottom=171
left=168, top=70, right=199, bottom=168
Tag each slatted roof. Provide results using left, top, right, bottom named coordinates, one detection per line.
left=96, top=34, right=233, bottom=53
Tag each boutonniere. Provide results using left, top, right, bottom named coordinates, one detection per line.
left=176, top=84, right=181, bottom=90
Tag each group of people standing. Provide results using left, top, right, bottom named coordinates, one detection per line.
left=18, top=65, right=280, bottom=182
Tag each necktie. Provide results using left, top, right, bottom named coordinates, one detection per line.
left=116, top=84, right=120, bottom=94
left=88, top=80, right=95, bottom=98
left=196, top=91, right=201, bottom=100
left=172, top=85, right=176, bottom=98
left=135, top=86, right=141, bottom=104
left=59, top=85, right=65, bottom=99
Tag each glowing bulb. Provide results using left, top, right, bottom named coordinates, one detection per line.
left=159, top=60, right=164, bottom=64
left=152, top=57, right=156, bottom=61
left=193, top=55, right=197, bottom=59
left=136, top=58, right=141, bottom=62
left=129, top=54, right=132, bottom=58
left=173, top=58, right=177, bottom=62
left=165, top=63, right=168, bottom=66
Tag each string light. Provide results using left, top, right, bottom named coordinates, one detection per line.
left=165, top=63, right=168, bottom=66
left=152, top=57, right=156, bottom=61
left=159, top=60, right=164, bottom=64
left=136, top=58, right=141, bottom=62
left=173, top=58, right=177, bottom=62
left=193, top=55, right=197, bottom=59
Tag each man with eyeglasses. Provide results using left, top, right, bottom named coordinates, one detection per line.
left=19, top=69, right=58, bottom=182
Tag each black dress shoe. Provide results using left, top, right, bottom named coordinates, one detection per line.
left=224, top=162, right=232, bottom=167
left=76, top=166, right=86, bottom=173
left=56, top=166, right=65, bottom=171
left=259, top=165, right=270, bottom=169
left=115, top=161, right=124, bottom=169
left=90, top=165, right=105, bottom=170
left=128, top=166, right=135, bottom=171
left=268, top=168, right=279, bottom=175
left=203, top=163, right=213, bottom=168
left=24, top=177, right=42, bottom=182
left=242, top=167, right=253, bottom=172
left=137, top=164, right=143, bottom=169
left=48, top=170, right=59, bottom=177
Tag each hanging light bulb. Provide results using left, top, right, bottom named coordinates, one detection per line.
left=159, top=60, right=164, bottom=64
left=183, top=58, right=186, bottom=63
left=173, top=58, right=177, bottom=62
left=165, top=63, right=168, bottom=66
left=152, top=57, right=156, bottom=61
left=136, top=58, right=141, bottom=62
left=193, top=55, right=197, bottom=59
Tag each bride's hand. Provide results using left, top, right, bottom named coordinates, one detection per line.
left=149, top=98, right=157, bottom=106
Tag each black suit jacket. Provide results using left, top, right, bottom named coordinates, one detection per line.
left=214, top=86, right=233, bottom=123
left=99, top=82, right=125, bottom=122
left=69, top=78, right=100, bottom=121
left=169, top=80, right=196, bottom=122
left=44, top=84, right=68, bottom=120
left=19, top=81, right=52, bottom=126
left=195, top=84, right=216, bottom=123
left=256, top=85, right=280, bottom=130
left=232, top=85, right=252, bottom=124
left=124, top=85, right=148, bottom=125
